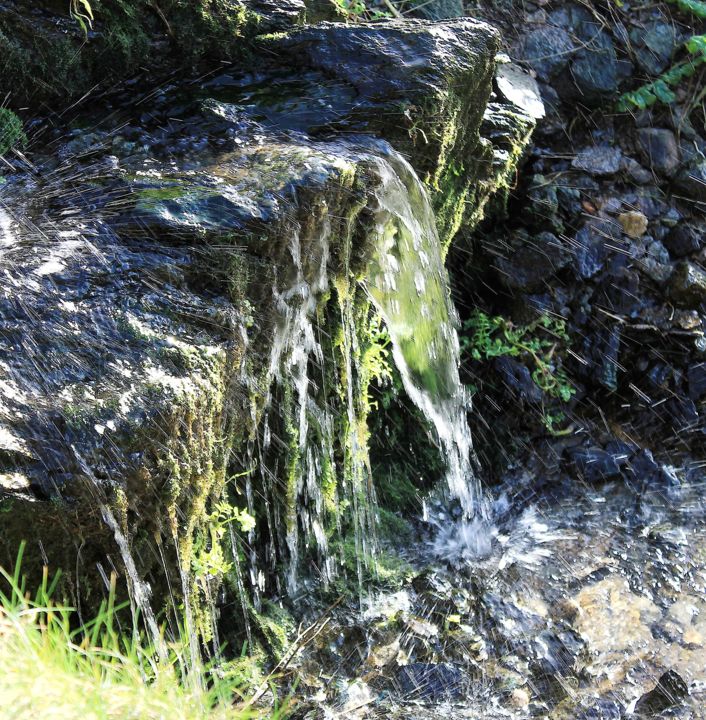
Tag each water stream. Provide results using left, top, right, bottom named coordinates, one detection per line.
left=366, top=149, right=483, bottom=519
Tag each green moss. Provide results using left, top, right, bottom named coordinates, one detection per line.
left=0, top=1, right=261, bottom=107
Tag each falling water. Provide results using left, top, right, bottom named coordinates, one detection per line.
left=365, top=149, right=484, bottom=519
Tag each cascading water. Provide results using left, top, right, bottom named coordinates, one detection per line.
left=364, top=148, right=485, bottom=520
left=245, top=141, right=489, bottom=598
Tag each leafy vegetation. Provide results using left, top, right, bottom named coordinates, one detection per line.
left=70, top=0, right=94, bottom=34
left=0, top=107, right=26, bottom=156
left=333, top=0, right=391, bottom=20
left=0, top=544, right=284, bottom=720
left=618, top=0, right=706, bottom=113
left=461, top=311, right=575, bottom=404
left=667, top=0, right=706, bottom=18
left=460, top=312, right=575, bottom=436
left=618, top=34, right=706, bottom=110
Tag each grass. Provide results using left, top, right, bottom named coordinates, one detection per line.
left=0, top=544, right=285, bottom=720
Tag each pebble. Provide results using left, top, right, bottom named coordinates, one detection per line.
left=618, top=210, right=648, bottom=238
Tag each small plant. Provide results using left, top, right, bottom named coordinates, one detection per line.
left=0, top=543, right=268, bottom=719
left=333, top=0, right=392, bottom=20
left=193, top=501, right=256, bottom=579
left=461, top=311, right=575, bottom=433
left=0, top=108, right=26, bottom=156
left=618, top=34, right=706, bottom=110
left=667, top=0, right=706, bottom=18
left=70, top=0, right=94, bottom=35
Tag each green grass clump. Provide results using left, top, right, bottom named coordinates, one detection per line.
left=0, top=544, right=282, bottom=720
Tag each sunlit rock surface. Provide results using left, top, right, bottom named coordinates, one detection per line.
left=0, top=17, right=530, bottom=615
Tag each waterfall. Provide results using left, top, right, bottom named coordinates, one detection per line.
left=365, top=148, right=483, bottom=519
left=246, top=141, right=485, bottom=598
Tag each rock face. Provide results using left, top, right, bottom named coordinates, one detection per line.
left=0, top=15, right=528, bottom=622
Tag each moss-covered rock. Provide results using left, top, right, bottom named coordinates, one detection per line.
left=0, top=14, right=536, bottom=638
left=0, top=0, right=305, bottom=108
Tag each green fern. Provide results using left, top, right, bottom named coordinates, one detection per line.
left=618, top=34, right=706, bottom=110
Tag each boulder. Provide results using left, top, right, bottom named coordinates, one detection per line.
left=0, top=17, right=517, bottom=610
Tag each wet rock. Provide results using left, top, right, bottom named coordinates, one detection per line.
left=567, top=447, right=622, bottom=482
left=634, top=670, right=689, bottom=716
left=669, top=262, right=706, bottom=307
left=260, top=18, right=501, bottom=244
left=572, top=146, right=623, bottom=177
left=637, top=128, right=680, bottom=177
left=249, top=0, right=306, bottom=28
left=510, top=687, right=530, bottom=708
left=580, top=699, right=624, bottom=719
left=664, top=224, right=704, bottom=258
left=521, top=26, right=574, bottom=82
left=618, top=211, right=648, bottom=239
left=495, top=61, right=546, bottom=120
left=688, top=363, right=706, bottom=401
left=524, top=175, right=563, bottom=233
left=568, top=18, right=631, bottom=104
left=620, top=156, right=653, bottom=185
left=396, top=663, right=464, bottom=700
left=493, top=357, right=544, bottom=403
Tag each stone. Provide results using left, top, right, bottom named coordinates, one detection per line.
left=567, top=447, right=622, bottom=482
left=569, top=576, right=661, bottom=655
left=495, top=61, right=546, bottom=120
left=397, top=663, right=465, bottom=700
left=688, top=363, right=706, bottom=401
left=494, top=231, right=570, bottom=292
left=510, top=688, right=530, bottom=708
left=521, top=26, right=574, bottom=82
left=569, top=21, right=631, bottom=104
left=0, top=18, right=515, bottom=610
left=630, top=22, right=677, bottom=75
left=675, top=160, right=706, bottom=202
left=669, top=261, right=706, bottom=307
left=664, top=224, right=703, bottom=258
left=573, top=218, right=623, bottom=279
left=620, top=156, right=653, bottom=184
left=618, top=211, right=648, bottom=238
left=634, top=670, right=689, bottom=716
left=260, top=19, right=502, bottom=246
left=580, top=699, right=624, bottom=719
left=493, top=356, right=544, bottom=404
left=572, top=146, right=623, bottom=176
left=637, top=128, right=680, bottom=177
